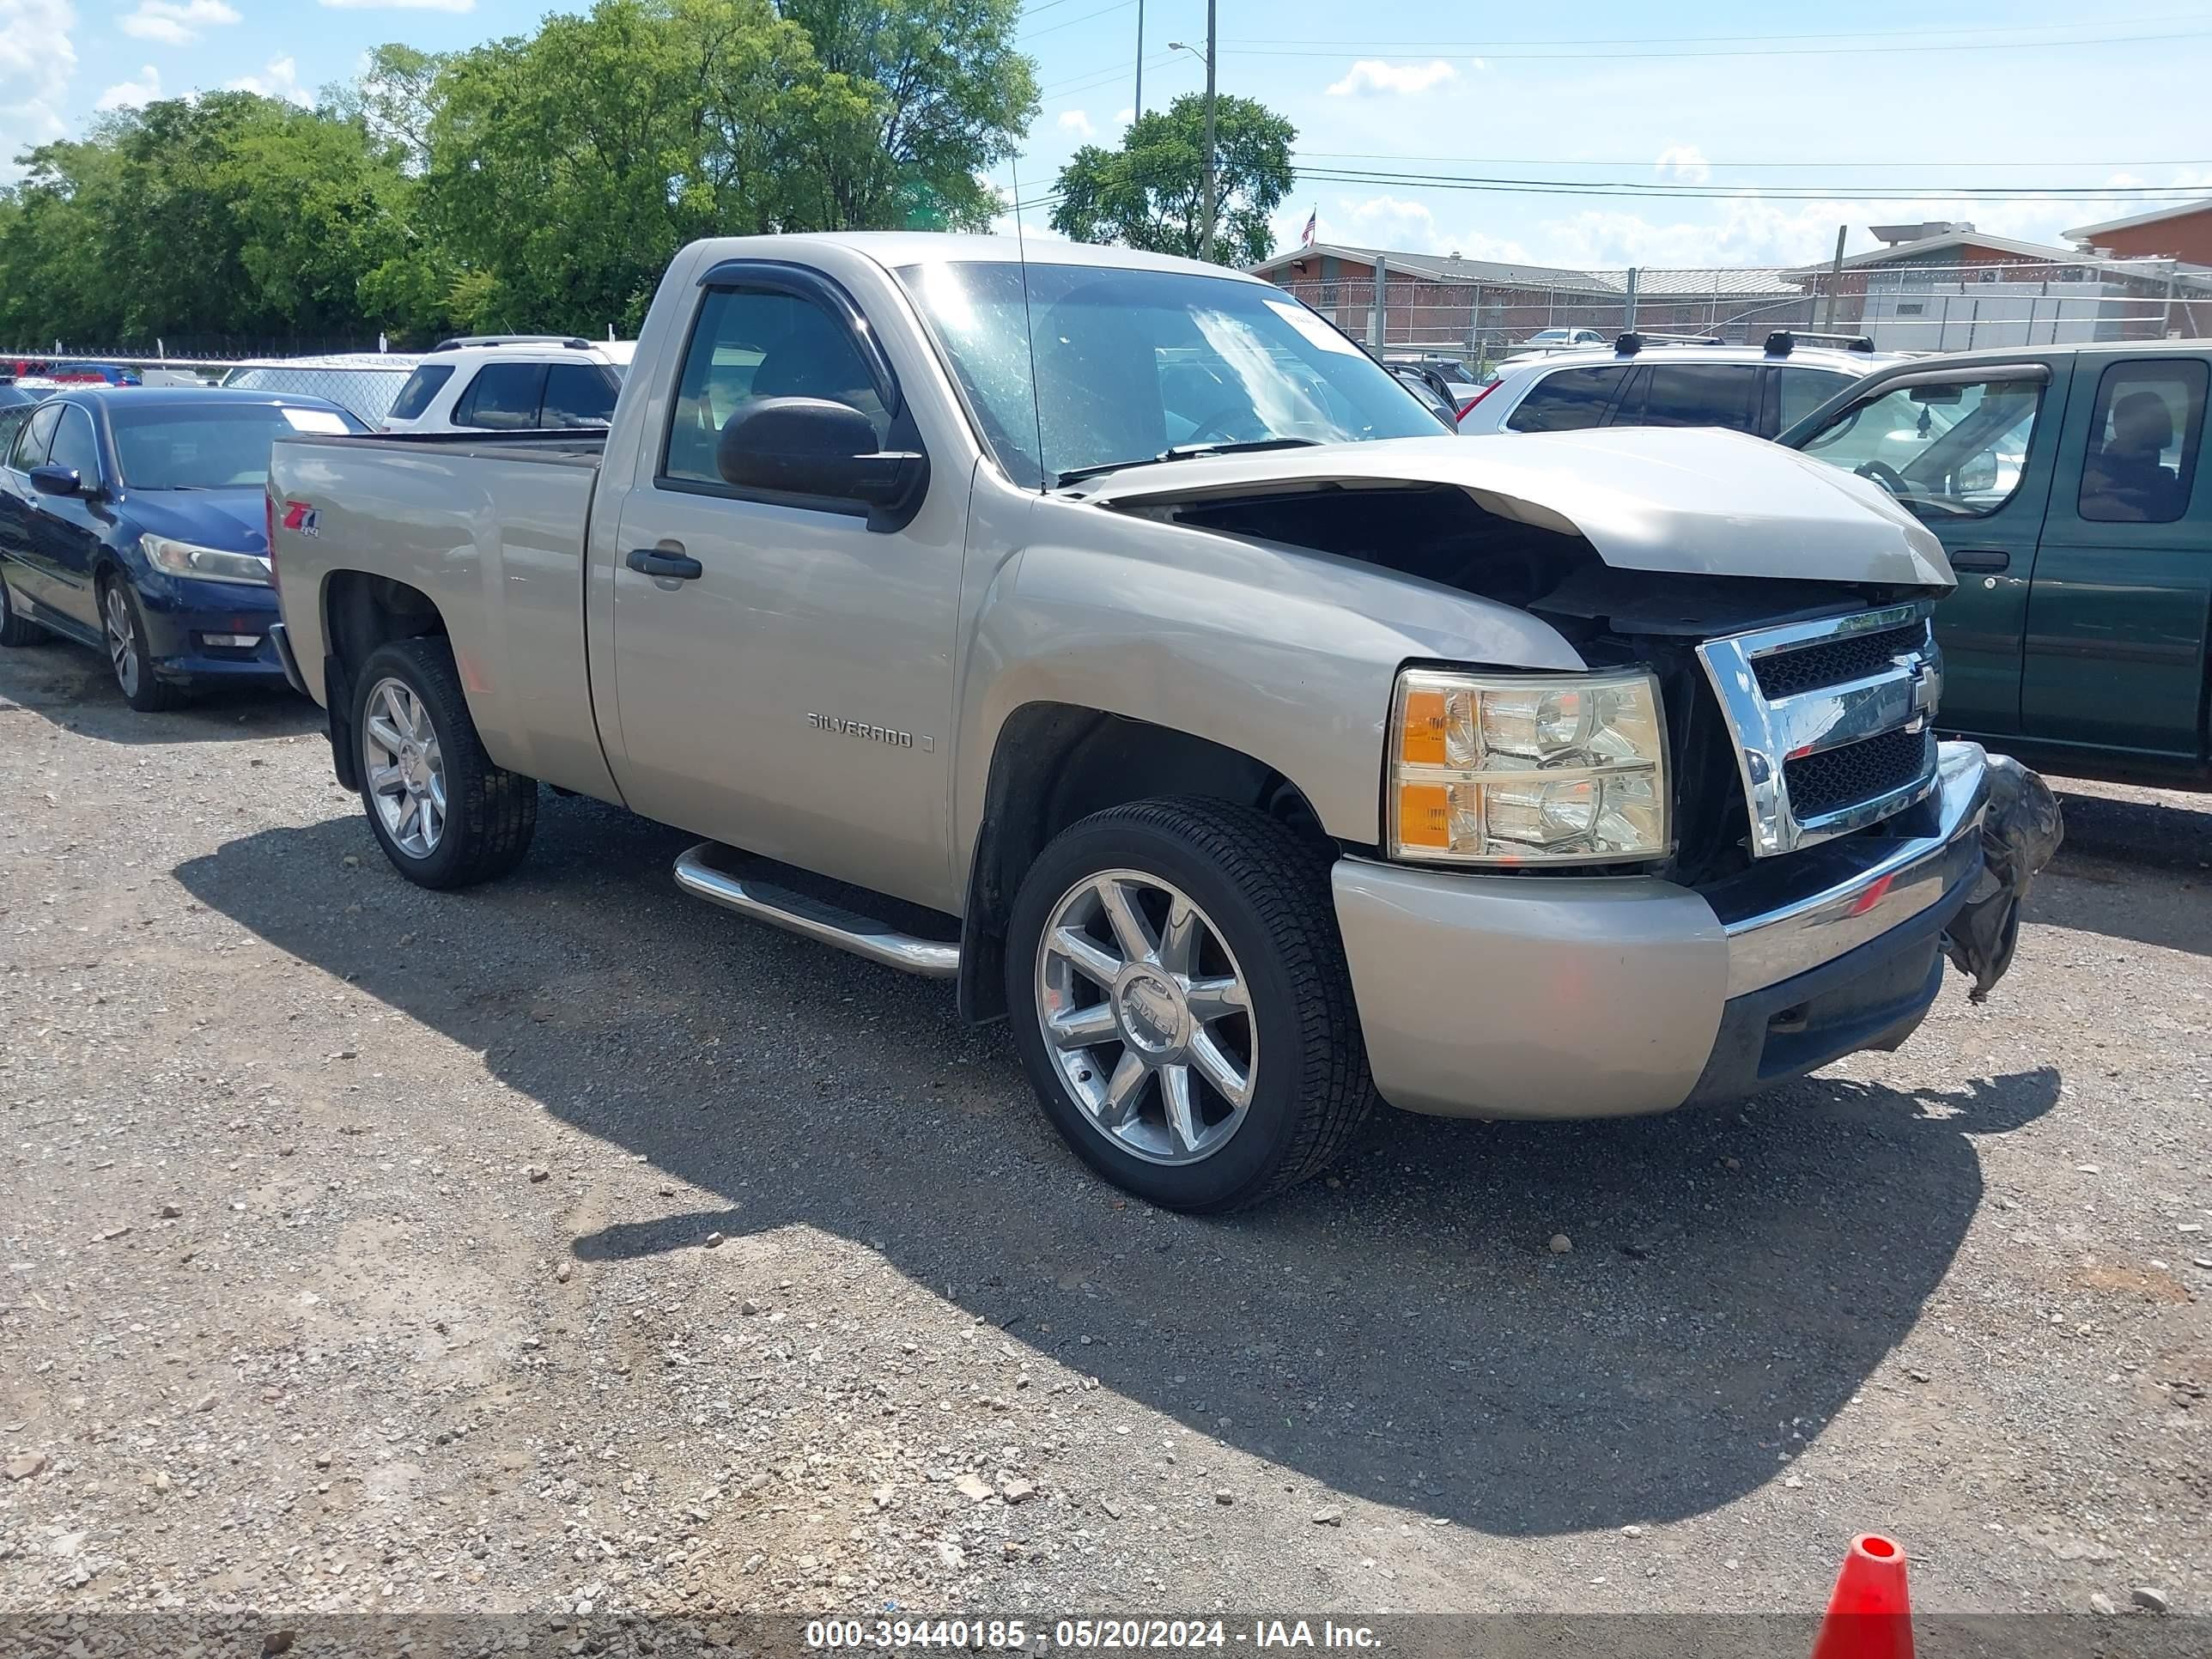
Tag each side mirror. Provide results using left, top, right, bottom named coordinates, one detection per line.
left=27, top=464, right=82, bottom=497
left=716, top=397, right=927, bottom=531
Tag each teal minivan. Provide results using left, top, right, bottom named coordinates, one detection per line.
left=1781, top=343, right=2211, bottom=787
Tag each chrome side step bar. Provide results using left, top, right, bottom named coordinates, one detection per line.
left=673, top=842, right=961, bottom=979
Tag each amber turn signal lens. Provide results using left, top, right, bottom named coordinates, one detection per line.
left=1399, top=686, right=1449, bottom=766
left=1395, top=783, right=1452, bottom=848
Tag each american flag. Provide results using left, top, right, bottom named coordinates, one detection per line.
left=1300, top=208, right=1316, bottom=247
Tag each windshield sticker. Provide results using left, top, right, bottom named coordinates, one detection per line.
left=1263, top=299, right=1364, bottom=356
left=281, top=407, right=350, bottom=434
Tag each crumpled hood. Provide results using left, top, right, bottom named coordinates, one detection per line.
left=1073, top=426, right=1954, bottom=589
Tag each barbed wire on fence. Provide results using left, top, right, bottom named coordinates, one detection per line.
left=1267, top=254, right=2212, bottom=367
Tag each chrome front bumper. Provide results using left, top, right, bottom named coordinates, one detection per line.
left=1332, top=741, right=1992, bottom=1120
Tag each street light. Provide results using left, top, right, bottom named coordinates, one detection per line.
left=1167, top=3, right=1218, bottom=261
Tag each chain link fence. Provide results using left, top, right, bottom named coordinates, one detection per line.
left=1270, top=253, right=2212, bottom=371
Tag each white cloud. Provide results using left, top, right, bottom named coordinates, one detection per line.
left=317, top=0, right=475, bottom=9
left=1302, top=194, right=1533, bottom=265
left=1654, top=144, right=1711, bottom=185
left=1114, top=106, right=1133, bottom=126
left=118, top=0, right=239, bottom=45
left=96, top=64, right=160, bottom=110
left=1056, top=108, right=1093, bottom=139
left=0, top=0, right=76, bottom=180
left=1325, top=59, right=1458, bottom=98
left=228, top=54, right=310, bottom=106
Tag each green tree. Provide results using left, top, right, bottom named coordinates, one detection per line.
left=775, top=0, right=1037, bottom=231
left=1048, top=94, right=1295, bottom=266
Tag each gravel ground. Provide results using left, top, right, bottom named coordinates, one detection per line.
left=1, top=642, right=2208, bottom=1630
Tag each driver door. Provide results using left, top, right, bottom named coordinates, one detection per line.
left=1790, top=360, right=2067, bottom=738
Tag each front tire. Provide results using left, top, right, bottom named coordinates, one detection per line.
left=100, top=577, right=185, bottom=713
left=0, top=564, right=46, bottom=647
left=1005, top=798, right=1373, bottom=1212
left=352, top=637, right=538, bottom=889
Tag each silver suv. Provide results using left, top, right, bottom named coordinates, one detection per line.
left=1461, top=331, right=1909, bottom=438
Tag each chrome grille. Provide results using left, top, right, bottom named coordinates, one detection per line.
left=1751, top=621, right=1928, bottom=699
left=1783, top=727, right=1936, bottom=820
left=1696, top=604, right=1942, bottom=858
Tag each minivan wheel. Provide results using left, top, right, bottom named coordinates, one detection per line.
left=1005, top=798, right=1373, bottom=1212
left=0, top=565, right=46, bottom=646
left=100, top=577, right=185, bottom=712
left=352, top=636, right=538, bottom=889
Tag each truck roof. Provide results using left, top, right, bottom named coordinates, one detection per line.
left=685, top=232, right=1273, bottom=283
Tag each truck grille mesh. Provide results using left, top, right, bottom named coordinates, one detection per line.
left=1752, top=622, right=1927, bottom=699
left=1784, top=728, right=1930, bottom=821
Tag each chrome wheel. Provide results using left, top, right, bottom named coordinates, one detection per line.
left=363, top=676, right=447, bottom=860
left=104, top=585, right=138, bottom=698
left=1035, top=870, right=1257, bottom=1165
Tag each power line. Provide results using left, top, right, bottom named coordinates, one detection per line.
left=1020, top=0, right=1135, bottom=44
left=1293, top=165, right=2212, bottom=204
left=1220, top=27, right=2212, bottom=62
left=1218, top=12, right=2209, bottom=51
left=1292, top=151, right=2212, bottom=172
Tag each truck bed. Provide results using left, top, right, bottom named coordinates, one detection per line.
left=268, top=427, right=617, bottom=800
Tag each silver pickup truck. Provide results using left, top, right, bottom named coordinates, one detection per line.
left=266, top=234, right=2057, bottom=1212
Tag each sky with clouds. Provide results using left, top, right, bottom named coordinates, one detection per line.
left=3, top=0, right=2209, bottom=273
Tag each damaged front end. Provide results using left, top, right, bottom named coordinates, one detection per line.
left=1941, top=754, right=2065, bottom=1001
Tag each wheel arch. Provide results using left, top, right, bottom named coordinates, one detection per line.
left=319, top=569, right=450, bottom=791
left=956, top=702, right=1332, bottom=1024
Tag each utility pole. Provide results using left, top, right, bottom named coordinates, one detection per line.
left=1200, top=0, right=1218, bottom=262
left=1133, top=0, right=1142, bottom=122
left=1822, top=223, right=1848, bottom=329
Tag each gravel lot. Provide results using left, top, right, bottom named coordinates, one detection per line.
left=2, top=641, right=2208, bottom=1631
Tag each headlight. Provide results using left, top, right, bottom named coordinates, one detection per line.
left=1388, top=666, right=1669, bottom=865
left=142, top=534, right=271, bottom=587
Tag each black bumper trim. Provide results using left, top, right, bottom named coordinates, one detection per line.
left=1684, top=860, right=1977, bottom=1107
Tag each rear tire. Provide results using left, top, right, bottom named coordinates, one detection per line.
left=352, top=637, right=537, bottom=889
left=1005, top=798, right=1373, bottom=1212
left=100, top=576, right=186, bottom=713
left=0, top=565, right=44, bottom=646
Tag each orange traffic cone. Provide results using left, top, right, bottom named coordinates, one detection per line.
left=1809, top=1534, right=1914, bottom=1659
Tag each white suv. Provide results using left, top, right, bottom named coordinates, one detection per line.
left=380, top=337, right=631, bottom=434
left=1459, top=331, right=1909, bottom=439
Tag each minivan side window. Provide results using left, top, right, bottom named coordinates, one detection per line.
left=387, top=364, right=455, bottom=423
left=2079, top=359, right=2207, bottom=525
left=1622, top=362, right=1759, bottom=432
left=1797, top=375, right=2044, bottom=519
left=454, top=362, right=549, bottom=430
left=1505, top=365, right=1629, bottom=433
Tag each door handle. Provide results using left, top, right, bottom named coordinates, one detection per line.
left=1948, top=548, right=2010, bottom=574
left=626, top=546, right=703, bottom=580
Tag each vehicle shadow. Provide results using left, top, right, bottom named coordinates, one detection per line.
left=174, top=796, right=2059, bottom=1538
left=0, top=645, right=319, bottom=744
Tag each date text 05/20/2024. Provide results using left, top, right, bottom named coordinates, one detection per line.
left=803, top=1619, right=1383, bottom=1650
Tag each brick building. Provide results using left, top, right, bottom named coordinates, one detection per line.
left=2067, top=199, right=2212, bottom=267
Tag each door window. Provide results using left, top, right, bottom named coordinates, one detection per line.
left=1777, top=366, right=1857, bottom=431
left=1796, top=374, right=2044, bottom=519
left=540, top=363, right=618, bottom=428
left=453, top=362, right=549, bottom=430
left=10, top=404, right=60, bottom=471
left=1504, top=365, right=1629, bottom=433
left=1620, top=362, right=1759, bottom=432
left=663, top=287, right=890, bottom=485
left=2078, top=359, right=2206, bottom=524
left=45, top=406, right=100, bottom=483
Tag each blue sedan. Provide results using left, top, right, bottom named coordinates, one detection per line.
left=0, top=386, right=364, bottom=711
